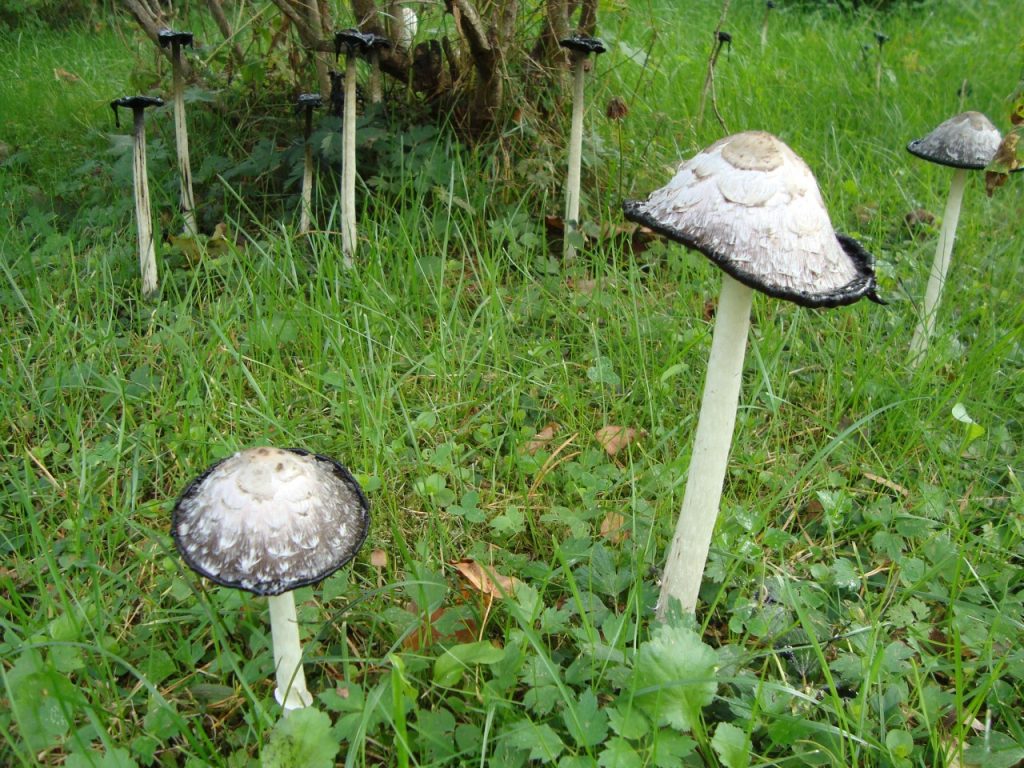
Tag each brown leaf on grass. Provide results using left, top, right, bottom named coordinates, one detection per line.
left=544, top=215, right=565, bottom=235
left=451, top=559, right=520, bottom=599
left=53, top=67, right=81, bottom=83
left=567, top=276, right=598, bottom=294
left=595, top=425, right=640, bottom=456
left=599, top=511, right=629, bottom=544
left=862, top=471, right=910, bottom=497
left=524, top=422, right=560, bottom=455
left=401, top=603, right=479, bottom=651
left=984, top=132, right=1019, bottom=197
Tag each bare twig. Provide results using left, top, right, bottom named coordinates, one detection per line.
left=206, top=0, right=245, bottom=64
left=696, top=0, right=731, bottom=132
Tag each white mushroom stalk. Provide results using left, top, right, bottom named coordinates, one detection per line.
left=296, top=93, right=322, bottom=235
left=172, top=447, right=371, bottom=711
left=111, top=96, right=164, bottom=298
left=559, top=35, right=606, bottom=262
left=624, top=131, right=881, bottom=619
left=158, top=30, right=197, bottom=237
left=334, top=29, right=391, bottom=265
left=905, top=111, right=1002, bottom=365
left=760, top=1, right=775, bottom=51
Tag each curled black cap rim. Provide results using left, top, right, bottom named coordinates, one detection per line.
left=559, top=35, right=607, bottom=55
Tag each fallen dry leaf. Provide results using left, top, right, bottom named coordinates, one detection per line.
left=862, top=471, right=910, bottom=497
left=451, top=559, right=520, bottom=599
left=53, top=67, right=81, bottom=84
left=567, top=277, right=598, bottom=294
left=401, top=604, right=478, bottom=651
left=599, top=511, right=629, bottom=544
left=524, top=422, right=560, bottom=455
left=595, top=425, right=640, bottom=456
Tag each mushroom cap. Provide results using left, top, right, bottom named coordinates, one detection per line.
left=172, top=447, right=370, bottom=596
left=296, top=92, right=323, bottom=111
left=158, top=29, right=194, bottom=48
left=334, top=28, right=391, bottom=56
left=906, top=111, right=1002, bottom=170
left=623, top=131, right=880, bottom=308
left=559, top=35, right=607, bottom=55
left=111, top=95, right=165, bottom=111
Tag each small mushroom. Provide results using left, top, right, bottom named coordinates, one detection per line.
left=172, top=446, right=370, bottom=710
left=111, top=96, right=164, bottom=298
left=559, top=34, right=607, bottom=261
left=760, top=1, right=775, bottom=51
left=295, top=93, right=323, bottom=235
left=905, top=111, right=1001, bottom=363
left=623, top=131, right=881, bottom=618
left=874, top=31, right=889, bottom=91
left=334, top=29, right=392, bottom=264
left=158, top=29, right=198, bottom=237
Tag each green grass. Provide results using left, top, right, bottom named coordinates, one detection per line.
left=2, top=1, right=1023, bottom=766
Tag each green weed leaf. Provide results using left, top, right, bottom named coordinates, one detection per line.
left=633, top=623, right=718, bottom=732
left=503, top=720, right=565, bottom=762
left=711, top=722, right=751, bottom=768
left=260, top=708, right=339, bottom=768
left=433, top=641, right=505, bottom=687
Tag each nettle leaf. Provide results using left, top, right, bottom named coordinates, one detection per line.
left=711, top=722, right=751, bottom=768
left=260, top=708, right=339, bottom=768
left=633, top=624, right=718, bottom=732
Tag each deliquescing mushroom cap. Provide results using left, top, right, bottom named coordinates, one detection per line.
left=158, top=29, right=194, bottom=48
left=559, top=35, right=607, bottom=56
left=296, top=92, right=323, bottom=111
left=906, top=111, right=1002, bottom=171
left=623, top=131, right=881, bottom=308
left=335, top=28, right=391, bottom=56
left=172, top=447, right=370, bottom=597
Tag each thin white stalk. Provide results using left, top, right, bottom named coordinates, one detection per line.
left=268, top=592, right=313, bottom=710
left=563, top=59, right=586, bottom=262
left=341, top=54, right=358, bottom=265
left=909, top=167, right=967, bottom=365
left=369, top=49, right=383, bottom=105
left=300, top=109, right=314, bottom=235
left=171, top=46, right=197, bottom=237
left=657, top=273, right=753, bottom=620
left=132, top=109, right=158, bottom=298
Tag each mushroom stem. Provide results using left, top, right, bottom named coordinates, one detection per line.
left=268, top=592, right=313, bottom=710
left=657, top=273, right=753, bottom=620
left=341, top=52, right=358, bottom=265
left=300, top=106, right=315, bottom=235
left=131, top=108, right=159, bottom=298
left=563, top=56, right=587, bottom=261
left=909, top=167, right=967, bottom=364
left=170, top=43, right=197, bottom=237
left=369, top=48, right=383, bottom=105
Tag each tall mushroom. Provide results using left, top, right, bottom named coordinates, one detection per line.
left=295, top=93, right=322, bottom=235
left=623, top=131, right=881, bottom=619
left=559, top=34, right=607, bottom=262
left=158, top=29, right=198, bottom=237
left=760, top=1, right=775, bottom=51
left=334, top=29, right=391, bottom=264
left=111, top=96, right=164, bottom=298
left=172, top=446, right=370, bottom=710
left=905, top=111, right=1001, bottom=363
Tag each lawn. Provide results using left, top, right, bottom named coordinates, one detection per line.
left=1, top=1, right=1023, bottom=766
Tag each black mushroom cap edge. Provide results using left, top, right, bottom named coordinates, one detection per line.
left=559, top=35, right=607, bottom=55
left=334, top=28, right=392, bottom=56
left=158, top=29, right=194, bottom=47
left=622, top=199, right=885, bottom=309
left=170, top=448, right=371, bottom=597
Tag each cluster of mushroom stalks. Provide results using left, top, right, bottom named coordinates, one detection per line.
left=172, top=447, right=370, bottom=710
left=334, top=29, right=391, bottom=265
left=559, top=34, right=607, bottom=261
left=158, top=29, right=198, bottom=238
left=904, top=111, right=1003, bottom=365
left=623, top=131, right=882, bottom=618
left=110, top=96, right=164, bottom=298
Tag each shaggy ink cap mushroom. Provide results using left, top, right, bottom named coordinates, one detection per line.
left=296, top=93, right=323, bottom=112
left=334, top=28, right=391, bottom=57
left=559, top=35, right=607, bottom=56
left=172, top=446, right=370, bottom=596
left=158, top=29, right=194, bottom=48
left=623, top=131, right=882, bottom=308
left=110, top=95, right=164, bottom=127
left=906, top=111, right=1002, bottom=170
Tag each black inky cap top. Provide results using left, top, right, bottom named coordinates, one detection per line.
left=906, top=111, right=1002, bottom=171
left=110, top=96, right=165, bottom=127
left=335, top=29, right=391, bottom=57
left=559, top=35, right=607, bottom=56
left=158, top=29, right=194, bottom=48
left=623, top=131, right=882, bottom=308
left=296, top=93, right=323, bottom=111
left=172, top=447, right=371, bottom=596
